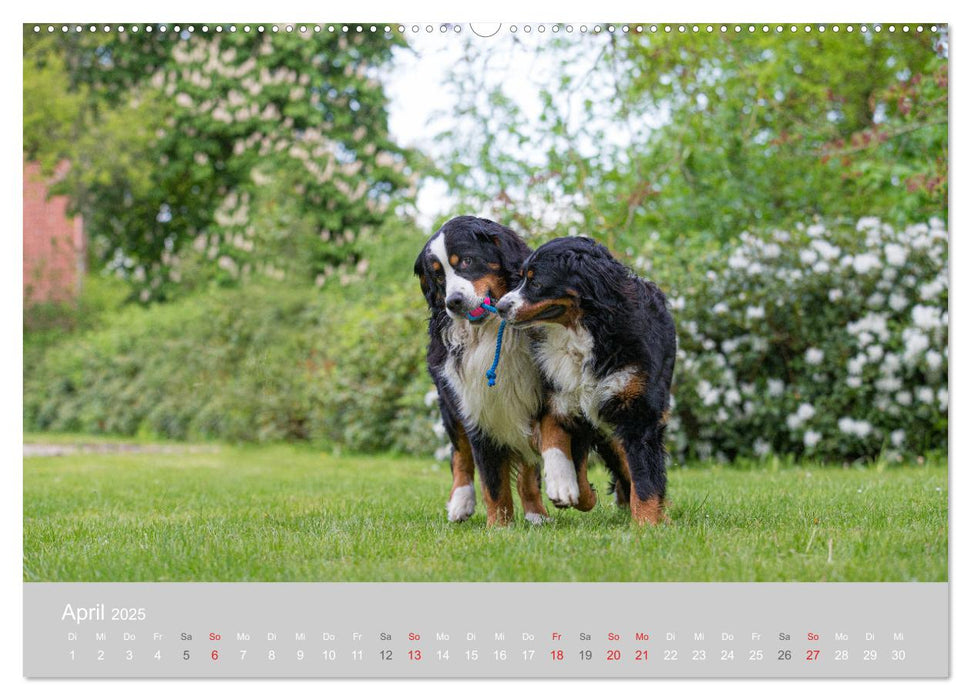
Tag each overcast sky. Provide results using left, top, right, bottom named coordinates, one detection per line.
left=383, top=26, right=644, bottom=230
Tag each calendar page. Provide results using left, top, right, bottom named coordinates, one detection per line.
left=21, top=14, right=949, bottom=681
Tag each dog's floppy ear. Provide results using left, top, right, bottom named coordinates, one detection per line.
left=566, top=237, right=632, bottom=301
left=489, top=226, right=532, bottom=272
left=414, top=248, right=437, bottom=308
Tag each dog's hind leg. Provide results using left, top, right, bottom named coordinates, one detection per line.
left=482, top=464, right=514, bottom=527
left=568, top=430, right=598, bottom=512
left=619, top=423, right=668, bottom=525
left=470, top=438, right=515, bottom=527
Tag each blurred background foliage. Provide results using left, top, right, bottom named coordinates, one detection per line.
left=23, top=25, right=948, bottom=462
left=25, top=26, right=418, bottom=302
left=437, top=29, right=947, bottom=260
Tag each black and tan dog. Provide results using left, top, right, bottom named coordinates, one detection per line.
left=496, top=236, right=677, bottom=525
left=415, top=216, right=572, bottom=527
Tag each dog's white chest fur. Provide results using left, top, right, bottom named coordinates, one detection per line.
left=535, top=325, right=635, bottom=428
left=443, top=320, right=542, bottom=458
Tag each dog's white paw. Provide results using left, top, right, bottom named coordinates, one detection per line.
left=524, top=512, right=552, bottom=525
left=446, top=484, right=476, bottom=522
left=543, top=448, right=579, bottom=507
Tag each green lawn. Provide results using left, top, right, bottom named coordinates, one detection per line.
left=23, top=439, right=947, bottom=582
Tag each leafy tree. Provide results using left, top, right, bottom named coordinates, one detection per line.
left=24, top=25, right=417, bottom=301
left=614, top=28, right=947, bottom=247
left=433, top=35, right=614, bottom=241
left=23, top=37, right=86, bottom=169
left=435, top=27, right=947, bottom=259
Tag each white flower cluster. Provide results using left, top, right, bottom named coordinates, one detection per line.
left=654, top=217, right=948, bottom=462
left=838, top=417, right=873, bottom=438
left=156, top=33, right=417, bottom=293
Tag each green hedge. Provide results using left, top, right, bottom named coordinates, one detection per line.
left=24, top=280, right=438, bottom=454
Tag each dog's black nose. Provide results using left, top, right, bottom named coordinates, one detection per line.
left=445, top=294, right=465, bottom=314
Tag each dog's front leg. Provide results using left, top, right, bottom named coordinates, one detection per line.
left=446, top=426, right=477, bottom=522
left=539, top=414, right=582, bottom=508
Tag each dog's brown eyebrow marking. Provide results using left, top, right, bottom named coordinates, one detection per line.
left=449, top=254, right=459, bottom=266
left=432, top=260, right=442, bottom=271
left=526, top=269, right=535, bottom=279
left=615, top=372, right=647, bottom=408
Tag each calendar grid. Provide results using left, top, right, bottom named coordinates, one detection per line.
left=24, top=582, right=948, bottom=678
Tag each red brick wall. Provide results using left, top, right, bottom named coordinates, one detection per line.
left=23, top=160, right=84, bottom=305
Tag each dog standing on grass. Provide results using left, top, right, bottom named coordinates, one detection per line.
left=415, top=216, right=567, bottom=527
left=496, top=236, right=677, bottom=525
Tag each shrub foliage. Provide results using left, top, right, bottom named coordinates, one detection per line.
left=660, top=217, right=947, bottom=462
left=24, top=281, right=437, bottom=454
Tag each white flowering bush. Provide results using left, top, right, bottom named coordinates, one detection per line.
left=660, top=217, right=947, bottom=462
left=30, top=29, right=416, bottom=303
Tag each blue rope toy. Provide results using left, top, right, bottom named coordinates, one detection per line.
left=466, top=297, right=506, bottom=387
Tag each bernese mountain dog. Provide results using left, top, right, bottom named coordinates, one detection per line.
left=495, top=236, right=677, bottom=525
left=415, top=216, right=583, bottom=527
